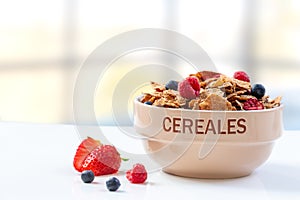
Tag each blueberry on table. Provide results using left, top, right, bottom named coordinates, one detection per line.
left=251, top=84, right=266, bottom=99
left=106, top=177, right=121, bottom=192
left=81, top=170, right=95, bottom=183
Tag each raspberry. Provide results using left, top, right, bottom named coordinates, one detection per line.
left=126, top=163, right=147, bottom=184
left=178, top=76, right=200, bottom=99
left=243, top=98, right=264, bottom=110
left=233, top=71, right=250, bottom=82
left=186, top=76, right=200, bottom=91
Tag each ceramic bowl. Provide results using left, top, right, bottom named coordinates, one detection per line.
left=133, top=97, right=283, bottom=178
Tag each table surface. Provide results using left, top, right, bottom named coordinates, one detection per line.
left=0, top=122, right=299, bottom=200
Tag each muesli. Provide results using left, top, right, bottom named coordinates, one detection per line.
left=139, top=71, right=282, bottom=111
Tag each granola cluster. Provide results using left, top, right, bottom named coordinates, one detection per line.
left=139, top=71, right=282, bottom=111
left=140, top=82, right=186, bottom=108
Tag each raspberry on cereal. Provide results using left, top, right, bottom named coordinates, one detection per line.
left=178, top=76, right=200, bottom=99
left=233, top=71, right=250, bottom=82
left=243, top=98, right=264, bottom=110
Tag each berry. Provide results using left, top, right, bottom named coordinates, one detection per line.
left=106, top=177, right=121, bottom=192
left=73, top=137, right=101, bottom=172
left=243, top=98, right=264, bottom=110
left=126, top=163, right=147, bottom=184
left=81, top=170, right=95, bottom=183
left=165, top=80, right=179, bottom=91
left=178, top=76, right=200, bottom=99
left=144, top=101, right=153, bottom=105
left=81, top=145, right=121, bottom=176
left=251, top=84, right=265, bottom=99
left=73, top=137, right=121, bottom=176
left=186, top=76, right=201, bottom=91
left=233, top=71, right=250, bottom=82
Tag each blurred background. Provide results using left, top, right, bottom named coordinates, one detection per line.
left=0, top=0, right=299, bottom=129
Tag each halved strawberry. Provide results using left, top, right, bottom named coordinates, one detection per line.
left=73, top=137, right=101, bottom=172
left=81, top=145, right=121, bottom=176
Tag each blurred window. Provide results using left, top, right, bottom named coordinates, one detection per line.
left=0, top=0, right=299, bottom=129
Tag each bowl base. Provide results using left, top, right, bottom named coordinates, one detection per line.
left=162, top=168, right=252, bottom=179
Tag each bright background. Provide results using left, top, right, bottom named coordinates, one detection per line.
left=0, top=0, right=299, bottom=129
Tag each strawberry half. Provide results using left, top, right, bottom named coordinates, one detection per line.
left=73, top=137, right=101, bottom=172
left=82, top=145, right=121, bottom=176
left=73, top=137, right=121, bottom=176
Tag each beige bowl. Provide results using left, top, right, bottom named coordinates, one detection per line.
left=133, top=98, right=283, bottom=178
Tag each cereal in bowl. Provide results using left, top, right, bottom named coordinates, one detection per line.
left=139, top=71, right=282, bottom=111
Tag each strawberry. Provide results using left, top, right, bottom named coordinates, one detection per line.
left=73, top=137, right=121, bottom=176
left=73, top=137, right=101, bottom=172
left=81, top=145, right=121, bottom=176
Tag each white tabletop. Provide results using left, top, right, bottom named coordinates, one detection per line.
left=0, top=122, right=299, bottom=200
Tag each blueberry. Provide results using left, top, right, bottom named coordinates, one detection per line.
left=165, top=80, right=178, bottom=91
left=251, top=84, right=266, bottom=99
left=144, top=101, right=153, bottom=105
left=81, top=170, right=95, bottom=183
left=106, top=177, right=121, bottom=192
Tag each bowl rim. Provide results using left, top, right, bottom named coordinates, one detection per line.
left=134, top=96, right=283, bottom=113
